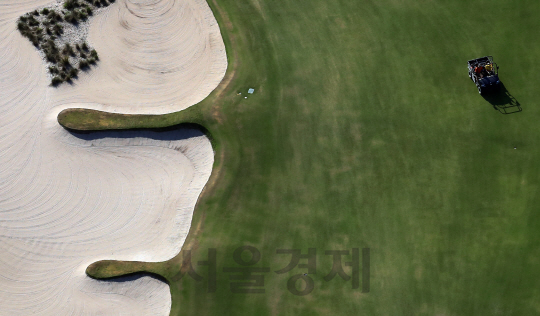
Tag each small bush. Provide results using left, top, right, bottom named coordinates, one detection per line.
left=44, top=44, right=58, bottom=55
left=64, top=0, right=77, bottom=10
left=53, top=24, right=63, bottom=35
left=61, top=71, right=72, bottom=81
left=20, top=29, right=31, bottom=38
left=46, top=39, right=57, bottom=50
left=61, top=56, right=71, bottom=67
left=79, top=11, right=88, bottom=21
left=32, top=10, right=40, bottom=16
left=62, top=43, right=74, bottom=56
left=28, top=17, right=39, bottom=27
left=45, top=52, right=58, bottom=63
left=69, top=68, right=79, bottom=77
left=41, top=8, right=50, bottom=15
left=88, top=57, right=96, bottom=64
left=17, top=22, right=28, bottom=31
left=79, top=60, right=89, bottom=69
left=46, top=12, right=56, bottom=23
left=90, top=49, right=99, bottom=60
left=51, top=76, right=63, bottom=86
left=81, top=42, right=89, bottom=51
left=85, top=7, right=93, bottom=16
left=64, top=12, right=76, bottom=23
left=51, top=12, right=63, bottom=22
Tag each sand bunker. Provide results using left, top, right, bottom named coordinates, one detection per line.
left=55, top=0, right=228, bottom=114
left=0, top=0, right=226, bottom=314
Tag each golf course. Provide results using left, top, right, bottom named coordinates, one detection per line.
left=42, top=0, right=540, bottom=314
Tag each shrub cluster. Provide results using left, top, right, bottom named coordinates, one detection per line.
left=16, top=0, right=113, bottom=86
left=63, top=0, right=111, bottom=23
left=47, top=41, right=95, bottom=86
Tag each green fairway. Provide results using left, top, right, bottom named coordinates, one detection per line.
left=68, top=0, right=540, bottom=315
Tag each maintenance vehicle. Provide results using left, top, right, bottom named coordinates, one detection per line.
left=468, top=56, right=500, bottom=95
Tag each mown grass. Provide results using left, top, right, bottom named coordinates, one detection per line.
left=58, top=106, right=204, bottom=131
left=66, top=0, right=540, bottom=315
left=86, top=260, right=153, bottom=279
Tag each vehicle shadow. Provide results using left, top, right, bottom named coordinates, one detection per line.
left=482, top=82, right=522, bottom=114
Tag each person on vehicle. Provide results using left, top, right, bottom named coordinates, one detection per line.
left=474, top=66, right=484, bottom=78
left=475, top=65, right=484, bottom=75
left=485, top=63, right=493, bottom=74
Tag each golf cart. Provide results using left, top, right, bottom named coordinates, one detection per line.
left=468, top=56, right=500, bottom=94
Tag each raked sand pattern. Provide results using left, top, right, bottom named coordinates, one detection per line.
left=0, top=0, right=227, bottom=314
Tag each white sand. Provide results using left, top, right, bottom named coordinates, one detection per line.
left=0, top=0, right=227, bottom=315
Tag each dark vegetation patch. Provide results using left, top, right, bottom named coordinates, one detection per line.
left=17, top=0, right=111, bottom=86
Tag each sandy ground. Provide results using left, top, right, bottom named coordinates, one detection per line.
left=0, top=0, right=227, bottom=315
